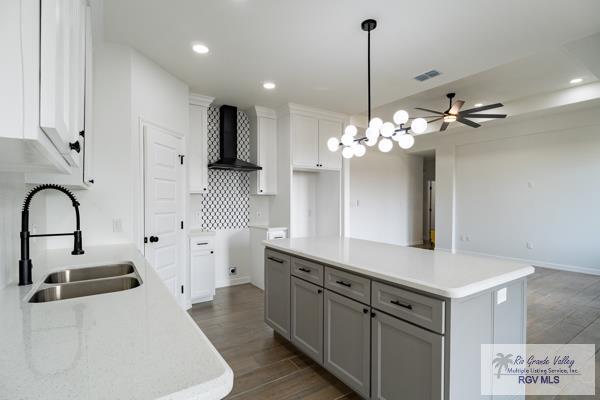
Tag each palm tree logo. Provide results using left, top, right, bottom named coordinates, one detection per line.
left=492, top=353, right=514, bottom=378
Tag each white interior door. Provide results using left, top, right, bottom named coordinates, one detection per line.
left=144, top=124, right=184, bottom=305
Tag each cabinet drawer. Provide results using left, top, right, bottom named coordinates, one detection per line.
left=324, top=267, right=370, bottom=305
left=190, top=237, right=214, bottom=250
left=291, top=257, right=324, bottom=286
left=372, top=281, right=445, bottom=334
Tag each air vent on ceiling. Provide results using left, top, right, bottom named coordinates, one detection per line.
left=414, top=69, right=441, bottom=82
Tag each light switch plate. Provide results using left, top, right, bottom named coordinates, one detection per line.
left=497, top=287, right=507, bottom=304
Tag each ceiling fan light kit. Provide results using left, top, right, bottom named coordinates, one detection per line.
left=328, top=19, right=426, bottom=159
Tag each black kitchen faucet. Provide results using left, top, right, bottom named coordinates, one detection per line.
left=19, top=184, right=84, bottom=286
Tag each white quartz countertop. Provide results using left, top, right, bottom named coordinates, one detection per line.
left=263, top=237, right=535, bottom=298
left=0, top=244, right=233, bottom=400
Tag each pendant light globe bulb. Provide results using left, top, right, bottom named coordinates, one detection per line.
left=393, top=110, right=409, bottom=125
left=353, top=144, right=366, bottom=157
left=344, top=125, right=358, bottom=137
left=327, top=137, right=340, bottom=152
left=378, top=138, right=393, bottom=153
left=397, top=133, right=415, bottom=150
left=411, top=118, right=428, bottom=134
left=341, top=133, right=354, bottom=146
left=380, top=122, right=395, bottom=137
left=342, top=147, right=354, bottom=159
left=369, top=117, right=383, bottom=130
left=366, top=126, right=379, bottom=141
left=365, top=136, right=378, bottom=147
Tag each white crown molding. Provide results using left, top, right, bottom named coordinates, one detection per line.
left=281, top=103, right=348, bottom=122
left=246, top=105, right=277, bottom=119
left=189, top=93, right=215, bottom=107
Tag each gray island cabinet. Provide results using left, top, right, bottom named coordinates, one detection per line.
left=263, top=237, right=534, bottom=400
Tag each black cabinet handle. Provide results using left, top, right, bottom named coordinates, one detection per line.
left=268, top=256, right=284, bottom=264
left=88, top=179, right=94, bottom=184
left=390, top=299, right=413, bottom=310
left=336, top=280, right=352, bottom=287
left=69, top=141, right=81, bottom=153
left=371, top=311, right=377, bottom=318
left=298, top=267, right=311, bottom=273
left=318, top=289, right=322, bottom=294
left=210, top=250, right=214, bottom=254
left=149, top=236, right=159, bottom=243
left=363, top=308, right=369, bottom=314
left=196, top=242, right=208, bottom=246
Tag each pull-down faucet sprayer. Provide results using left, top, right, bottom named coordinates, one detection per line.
left=19, top=184, right=84, bottom=286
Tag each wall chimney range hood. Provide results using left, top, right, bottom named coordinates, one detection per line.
left=208, top=105, right=262, bottom=171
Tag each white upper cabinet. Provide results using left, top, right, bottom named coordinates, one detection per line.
left=291, top=109, right=342, bottom=171
left=40, top=0, right=86, bottom=166
left=292, top=114, right=319, bottom=168
left=248, top=106, right=277, bottom=195
left=317, top=119, right=342, bottom=170
left=26, top=2, right=93, bottom=188
left=0, top=0, right=89, bottom=174
left=188, top=94, right=214, bottom=193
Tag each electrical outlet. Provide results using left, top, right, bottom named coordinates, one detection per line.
left=112, top=218, right=123, bottom=233
left=229, top=267, right=237, bottom=275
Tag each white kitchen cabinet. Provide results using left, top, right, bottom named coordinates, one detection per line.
left=290, top=110, right=342, bottom=171
left=248, top=106, right=278, bottom=195
left=0, top=0, right=88, bottom=174
left=189, top=235, right=215, bottom=303
left=189, top=94, right=214, bottom=193
left=317, top=119, right=342, bottom=170
left=292, top=114, right=319, bottom=168
left=26, top=4, right=94, bottom=188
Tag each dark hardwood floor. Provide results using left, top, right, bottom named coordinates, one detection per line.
left=189, top=267, right=600, bottom=400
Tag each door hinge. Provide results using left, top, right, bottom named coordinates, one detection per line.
left=181, top=285, right=184, bottom=294
left=179, top=154, right=184, bottom=165
left=180, top=220, right=184, bottom=229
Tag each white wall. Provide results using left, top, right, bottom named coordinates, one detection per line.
left=455, top=121, right=600, bottom=272
left=410, top=103, right=600, bottom=274
left=349, top=151, right=423, bottom=246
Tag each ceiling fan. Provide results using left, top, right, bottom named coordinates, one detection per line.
left=415, top=93, right=507, bottom=132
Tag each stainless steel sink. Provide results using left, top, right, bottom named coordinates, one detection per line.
left=29, top=262, right=143, bottom=303
left=44, top=263, right=135, bottom=284
left=30, top=277, right=141, bottom=303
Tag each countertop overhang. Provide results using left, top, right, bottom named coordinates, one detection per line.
left=0, top=244, right=233, bottom=400
left=263, top=237, right=535, bottom=298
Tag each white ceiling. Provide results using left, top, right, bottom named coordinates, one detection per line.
left=103, top=0, right=600, bottom=114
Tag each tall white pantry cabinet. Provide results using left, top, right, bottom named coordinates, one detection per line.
left=1, top=0, right=94, bottom=186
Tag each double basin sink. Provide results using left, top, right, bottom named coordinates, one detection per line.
left=29, top=262, right=143, bottom=303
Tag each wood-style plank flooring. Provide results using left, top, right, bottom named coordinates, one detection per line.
left=189, top=267, right=600, bottom=400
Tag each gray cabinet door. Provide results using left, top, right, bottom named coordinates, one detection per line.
left=291, top=277, right=324, bottom=364
left=324, top=289, right=371, bottom=399
left=371, top=311, right=444, bottom=400
left=264, top=251, right=291, bottom=339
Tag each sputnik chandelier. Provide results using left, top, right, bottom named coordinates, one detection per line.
left=327, top=19, right=427, bottom=158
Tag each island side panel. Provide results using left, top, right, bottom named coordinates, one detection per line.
left=448, top=279, right=527, bottom=400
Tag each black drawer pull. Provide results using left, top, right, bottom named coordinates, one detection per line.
left=196, top=242, right=209, bottom=245
left=268, top=256, right=284, bottom=264
left=363, top=308, right=369, bottom=314
left=318, top=289, right=322, bottom=294
left=390, top=299, right=413, bottom=310
left=336, top=280, right=352, bottom=287
left=298, top=267, right=311, bottom=273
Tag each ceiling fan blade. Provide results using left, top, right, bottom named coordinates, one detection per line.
left=440, top=121, right=450, bottom=131
left=460, top=103, right=504, bottom=114
left=427, top=117, right=443, bottom=124
left=449, top=100, right=464, bottom=114
left=457, top=117, right=481, bottom=128
left=460, top=113, right=507, bottom=119
left=415, top=107, right=444, bottom=115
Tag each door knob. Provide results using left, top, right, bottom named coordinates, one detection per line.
left=149, top=236, right=159, bottom=243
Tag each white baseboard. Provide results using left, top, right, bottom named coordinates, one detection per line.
left=216, top=275, right=251, bottom=288
left=455, top=249, right=600, bottom=276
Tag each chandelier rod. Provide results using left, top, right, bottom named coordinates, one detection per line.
left=367, top=26, right=371, bottom=123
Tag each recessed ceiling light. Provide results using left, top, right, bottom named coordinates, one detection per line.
left=192, top=43, right=209, bottom=54
left=474, top=103, right=483, bottom=107
left=570, top=78, right=583, bottom=84
left=263, top=82, right=276, bottom=90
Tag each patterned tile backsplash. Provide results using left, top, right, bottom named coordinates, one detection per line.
left=201, top=107, right=250, bottom=230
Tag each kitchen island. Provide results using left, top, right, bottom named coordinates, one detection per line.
left=0, top=244, right=233, bottom=400
left=263, top=236, right=534, bottom=400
